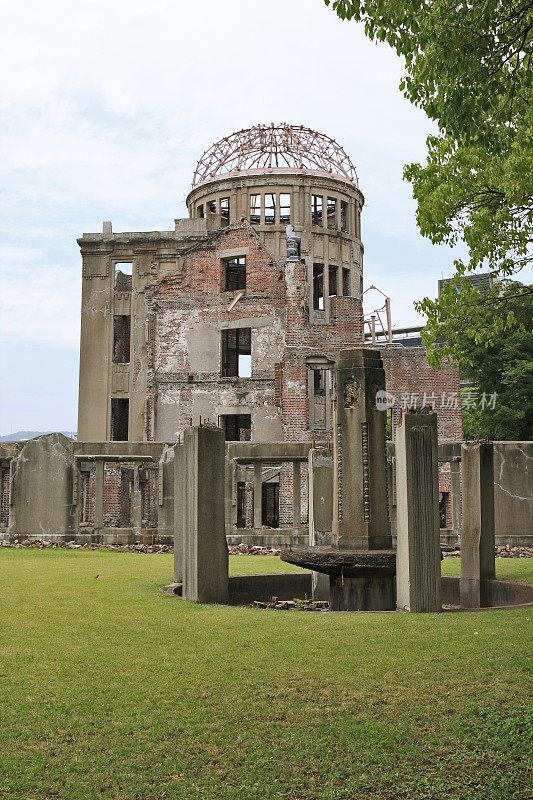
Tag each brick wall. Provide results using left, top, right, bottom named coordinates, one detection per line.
left=0, top=466, right=10, bottom=526
left=381, top=345, right=462, bottom=440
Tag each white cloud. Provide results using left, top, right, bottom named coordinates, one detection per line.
left=0, top=0, right=464, bottom=428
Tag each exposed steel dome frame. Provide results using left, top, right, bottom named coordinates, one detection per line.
left=192, top=123, right=358, bottom=188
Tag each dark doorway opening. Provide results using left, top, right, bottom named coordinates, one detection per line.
left=111, top=398, right=129, bottom=441
left=262, top=482, right=279, bottom=528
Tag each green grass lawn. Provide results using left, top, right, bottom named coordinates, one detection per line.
left=441, top=556, right=533, bottom=583
left=1, top=550, right=531, bottom=800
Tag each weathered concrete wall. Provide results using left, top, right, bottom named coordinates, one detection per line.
left=8, top=434, right=76, bottom=540
left=228, top=572, right=313, bottom=605
left=494, top=442, right=533, bottom=546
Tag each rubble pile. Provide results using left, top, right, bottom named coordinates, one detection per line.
left=252, top=597, right=329, bottom=612
left=2, top=540, right=531, bottom=559
left=1, top=539, right=173, bottom=554
left=442, top=545, right=533, bottom=559
left=228, top=543, right=281, bottom=556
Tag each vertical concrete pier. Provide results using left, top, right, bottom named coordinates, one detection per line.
left=308, top=447, right=333, bottom=600
left=282, top=348, right=396, bottom=611
left=460, top=442, right=495, bottom=608
left=395, top=412, right=441, bottom=612
left=173, top=443, right=185, bottom=583
left=182, top=426, right=229, bottom=604
left=333, top=348, right=391, bottom=551
left=330, top=347, right=394, bottom=610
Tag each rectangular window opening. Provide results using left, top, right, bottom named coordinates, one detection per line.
left=250, top=194, right=261, bottom=224
left=313, top=264, right=324, bottom=310
left=329, top=265, right=338, bottom=297
left=224, top=414, right=251, bottom=441
left=197, top=204, right=204, bottom=218
left=207, top=200, right=217, bottom=214
left=223, top=256, right=246, bottom=292
left=262, top=482, right=279, bottom=528
left=237, top=481, right=246, bottom=527
left=264, top=193, right=276, bottom=224
left=340, top=201, right=349, bottom=232
left=221, top=328, right=251, bottom=377
left=342, top=267, right=350, bottom=297
left=279, top=193, right=291, bottom=223
left=327, top=197, right=337, bottom=230
left=220, top=197, right=230, bottom=226
left=312, top=195, right=323, bottom=226
left=111, top=398, right=129, bottom=442
left=114, top=262, right=132, bottom=291
left=113, top=315, right=131, bottom=363
left=309, top=365, right=332, bottom=430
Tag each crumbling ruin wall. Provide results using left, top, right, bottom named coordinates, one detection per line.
left=381, top=346, right=463, bottom=440
left=8, top=433, right=76, bottom=540
left=146, top=225, right=286, bottom=442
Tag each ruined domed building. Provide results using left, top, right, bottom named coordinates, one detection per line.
left=77, top=123, right=461, bottom=532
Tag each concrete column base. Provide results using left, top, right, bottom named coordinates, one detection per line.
left=329, top=574, right=396, bottom=611
left=312, top=571, right=330, bottom=601
left=460, top=578, right=495, bottom=608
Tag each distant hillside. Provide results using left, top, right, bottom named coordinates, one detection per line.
left=0, top=431, right=77, bottom=442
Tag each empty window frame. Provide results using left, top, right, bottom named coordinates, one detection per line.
left=311, top=195, right=323, bottom=226
left=262, top=482, right=279, bottom=528
left=224, top=414, right=251, bottom=441
left=223, top=256, right=246, bottom=292
left=220, top=197, right=230, bottom=226
left=197, top=204, right=204, bottom=218
left=110, top=398, right=129, bottom=441
left=237, top=481, right=246, bottom=527
left=250, top=194, right=261, bottom=224
left=279, top=193, right=291, bottom=223
left=313, top=263, right=325, bottom=310
left=327, top=197, right=337, bottom=229
left=329, top=265, right=338, bottom=297
left=114, top=262, right=133, bottom=291
left=264, top=193, right=276, bottom=224
left=340, top=201, right=349, bottom=232
left=308, top=364, right=333, bottom=430
left=113, top=315, right=131, bottom=363
left=221, top=328, right=251, bottom=377
left=207, top=200, right=217, bottom=214
left=342, top=267, right=350, bottom=296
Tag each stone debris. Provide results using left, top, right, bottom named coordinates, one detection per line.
left=252, top=597, right=329, bottom=612
left=442, top=545, right=533, bottom=559
left=228, top=543, right=281, bottom=556
left=2, top=539, right=531, bottom=560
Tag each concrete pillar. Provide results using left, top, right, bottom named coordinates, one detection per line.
left=94, top=460, right=104, bottom=530
left=395, top=412, right=441, bottom=612
left=460, top=443, right=495, bottom=608
left=332, top=348, right=391, bottom=550
left=182, top=427, right=228, bottom=604
left=308, top=448, right=333, bottom=600
left=253, top=462, right=262, bottom=531
left=292, top=461, right=301, bottom=530
left=132, top=465, right=142, bottom=538
left=173, top=444, right=184, bottom=583
left=450, top=461, right=461, bottom=543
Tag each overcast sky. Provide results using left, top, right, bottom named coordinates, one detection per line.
left=0, top=0, right=468, bottom=434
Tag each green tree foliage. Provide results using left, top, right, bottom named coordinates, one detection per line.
left=326, top=0, right=532, bottom=365
left=457, top=283, right=532, bottom=440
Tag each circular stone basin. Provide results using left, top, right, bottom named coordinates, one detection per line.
left=280, top=546, right=396, bottom=578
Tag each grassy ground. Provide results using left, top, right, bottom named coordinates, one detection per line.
left=1, top=550, right=531, bottom=800
left=441, top=556, right=533, bottom=583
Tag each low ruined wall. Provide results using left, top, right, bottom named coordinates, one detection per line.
left=494, top=443, right=533, bottom=546
left=441, top=576, right=533, bottom=607
left=228, top=572, right=313, bottom=605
